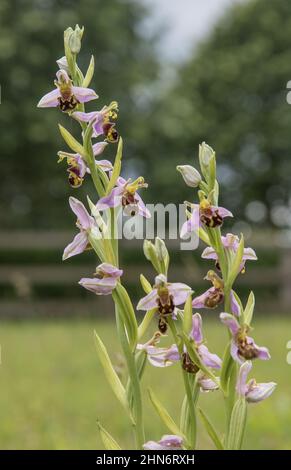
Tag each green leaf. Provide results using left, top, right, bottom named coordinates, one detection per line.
left=198, top=408, right=224, bottom=450
left=226, top=398, right=248, bottom=450
left=113, top=284, right=138, bottom=350
left=138, top=308, right=156, bottom=341
left=198, top=228, right=210, bottom=246
left=127, top=350, right=147, bottom=410
left=226, top=234, right=244, bottom=288
left=106, top=137, right=123, bottom=195
left=58, top=124, right=85, bottom=156
left=93, top=331, right=129, bottom=414
left=183, top=294, right=193, bottom=336
left=148, top=388, right=186, bottom=441
left=220, top=341, right=234, bottom=395
left=140, top=274, right=152, bottom=294
left=82, top=55, right=95, bottom=88
left=97, top=422, right=122, bottom=450
left=207, top=153, right=216, bottom=191
left=231, top=290, right=243, bottom=317
left=155, top=237, right=169, bottom=275
left=143, top=240, right=161, bottom=273
left=244, top=291, right=255, bottom=326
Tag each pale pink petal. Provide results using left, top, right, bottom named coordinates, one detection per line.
left=236, top=361, right=252, bottom=396
left=168, top=282, right=192, bottom=306
left=230, top=339, right=243, bottom=364
left=72, top=111, right=99, bottom=122
left=192, top=288, right=213, bottom=309
left=72, top=86, right=98, bottom=103
left=180, top=206, right=200, bottom=238
left=62, top=231, right=88, bottom=260
left=246, top=382, right=276, bottom=403
left=69, top=197, right=92, bottom=229
left=198, top=375, right=219, bottom=392
left=97, top=263, right=123, bottom=278
left=190, top=313, right=203, bottom=343
left=135, top=193, right=151, bottom=218
left=79, top=276, right=117, bottom=295
left=243, top=247, right=258, bottom=261
left=201, top=246, right=217, bottom=260
left=95, top=187, right=123, bottom=211
left=95, top=159, right=113, bottom=171
left=37, top=88, right=60, bottom=108
left=230, top=290, right=241, bottom=317
left=92, top=141, right=108, bottom=156
left=137, top=289, right=158, bottom=311
left=215, top=206, right=233, bottom=218
left=220, top=312, right=240, bottom=335
left=198, top=344, right=222, bottom=369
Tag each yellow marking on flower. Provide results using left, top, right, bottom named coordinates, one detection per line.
left=199, top=198, right=211, bottom=210
left=205, top=270, right=224, bottom=289
left=126, top=177, right=147, bottom=195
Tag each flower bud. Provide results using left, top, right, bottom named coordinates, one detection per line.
left=177, top=165, right=202, bottom=187
left=68, top=24, right=84, bottom=54
left=199, top=142, right=214, bottom=167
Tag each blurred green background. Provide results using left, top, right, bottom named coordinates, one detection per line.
left=1, top=0, right=291, bottom=450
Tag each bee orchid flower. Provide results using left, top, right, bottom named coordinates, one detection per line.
left=137, top=274, right=192, bottom=333
left=79, top=263, right=123, bottom=295
left=73, top=102, right=119, bottom=143
left=58, top=142, right=111, bottom=188
left=237, top=361, right=276, bottom=403
left=37, top=69, right=98, bottom=112
left=220, top=312, right=270, bottom=363
left=192, top=270, right=240, bottom=316
left=96, top=176, right=151, bottom=218
left=137, top=333, right=179, bottom=368
left=143, top=435, right=183, bottom=450
left=63, top=197, right=97, bottom=260
left=181, top=198, right=233, bottom=238
left=202, top=233, right=257, bottom=273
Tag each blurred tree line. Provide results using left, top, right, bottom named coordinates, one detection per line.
left=1, top=0, right=291, bottom=230
left=147, top=0, right=291, bottom=228
left=0, top=0, right=159, bottom=228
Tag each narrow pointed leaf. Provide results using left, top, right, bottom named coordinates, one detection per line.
left=148, top=388, right=186, bottom=441
left=226, top=398, right=247, bottom=450
left=82, top=55, right=95, bottom=88
left=140, top=274, right=152, bottom=294
left=183, top=294, right=193, bottom=336
left=244, top=291, right=255, bottom=326
left=220, top=341, right=234, bottom=395
left=226, top=234, right=244, bottom=288
left=106, top=137, right=123, bottom=195
left=138, top=308, right=156, bottom=340
left=58, top=124, right=85, bottom=156
left=113, top=284, right=138, bottom=350
left=97, top=422, right=122, bottom=450
left=94, top=331, right=128, bottom=413
left=198, top=408, right=224, bottom=450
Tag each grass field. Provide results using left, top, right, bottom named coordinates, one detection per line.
left=0, top=315, right=290, bottom=450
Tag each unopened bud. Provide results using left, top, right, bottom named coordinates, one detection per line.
left=68, top=24, right=84, bottom=54
left=177, top=165, right=202, bottom=187
left=199, top=142, right=214, bottom=167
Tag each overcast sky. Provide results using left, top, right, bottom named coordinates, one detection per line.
left=141, top=0, right=246, bottom=62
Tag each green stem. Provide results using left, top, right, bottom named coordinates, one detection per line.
left=115, top=306, right=145, bottom=449
left=168, top=318, right=197, bottom=449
